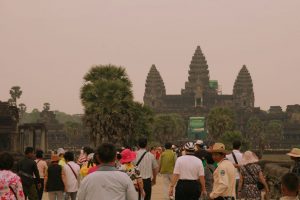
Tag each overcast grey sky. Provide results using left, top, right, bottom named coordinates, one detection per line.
left=1, top=1, right=300, bottom=114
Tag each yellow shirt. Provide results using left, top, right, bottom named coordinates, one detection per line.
left=59, top=158, right=66, bottom=167
left=80, top=163, right=96, bottom=178
left=210, top=159, right=236, bottom=199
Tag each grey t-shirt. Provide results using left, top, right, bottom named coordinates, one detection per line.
left=77, top=170, right=137, bottom=200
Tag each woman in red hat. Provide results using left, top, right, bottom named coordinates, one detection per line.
left=119, top=149, right=145, bottom=200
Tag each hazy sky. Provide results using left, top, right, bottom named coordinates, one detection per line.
left=1, top=1, right=300, bottom=114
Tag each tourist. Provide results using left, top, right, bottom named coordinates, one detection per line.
left=44, top=154, right=66, bottom=200
left=169, top=142, right=207, bottom=200
left=156, top=147, right=162, bottom=160
left=34, top=149, right=48, bottom=200
left=287, top=148, right=300, bottom=176
left=63, top=151, right=80, bottom=200
left=159, top=142, right=177, bottom=199
left=194, top=140, right=214, bottom=196
left=77, top=143, right=137, bottom=200
left=195, top=140, right=211, bottom=166
left=134, top=138, right=158, bottom=200
left=226, top=140, right=243, bottom=197
left=17, top=147, right=41, bottom=200
left=238, top=151, right=269, bottom=200
left=77, top=146, right=94, bottom=167
left=119, top=148, right=145, bottom=199
left=280, top=173, right=299, bottom=200
left=57, top=148, right=66, bottom=166
left=79, top=153, right=96, bottom=179
left=87, top=153, right=101, bottom=174
left=150, top=147, right=156, bottom=156
left=0, top=152, right=25, bottom=200
left=209, top=143, right=236, bottom=200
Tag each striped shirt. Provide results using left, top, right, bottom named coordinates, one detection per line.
left=134, top=149, right=158, bottom=179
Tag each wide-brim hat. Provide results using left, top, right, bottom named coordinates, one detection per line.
left=120, top=149, right=136, bottom=164
left=209, top=143, right=230, bottom=154
left=241, top=151, right=259, bottom=165
left=51, top=154, right=60, bottom=162
left=287, top=148, right=300, bottom=157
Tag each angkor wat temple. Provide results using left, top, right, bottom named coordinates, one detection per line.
left=144, top=46, right=254, bottom=116
left=144, top=46, right=300, bottom=148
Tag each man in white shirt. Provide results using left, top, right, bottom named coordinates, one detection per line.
left=77, top=143, right=137, bottom=200
left=169, top=142, right=207, bottom=200
left=134, top=138, right=158, bottom=200
left=226, top=140, right=243, bottom=198
left=63, top=151, right=80, bottom=200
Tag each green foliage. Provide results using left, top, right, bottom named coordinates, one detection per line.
left=128, top=102, right=154, bottom=144
left=9, top=86, right=22, bottom=106
left=219, top=130, right=249, bottom=151
left=265, top=120, right=283, bottom=140
left=43, top=103, right=50, bottom=111
left=246, top=117, right=263, bottom=139
left=246, top=116, right=264, bottom=151
left=152, top=114, right=186, bottom=144
left=245, top=117, right=284, bottom=153
left=81, top=65, right=152, bottom=147
left=20, top=109, right=82, bottom=125
left=207, top=107, right=235, bottom=140
left=20, top=109, right=41, bottom=124
left=54, top=111, right=82, bottom=124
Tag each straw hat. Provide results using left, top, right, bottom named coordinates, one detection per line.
left=287, top=148, right=300, bottom=157
left=51, top=154, right=60, bottom=162
left=120, top=149, right=136, bottom=164
left=209, top=143, right=230, bottom=154
left=241, top=151, right=259, bottom=165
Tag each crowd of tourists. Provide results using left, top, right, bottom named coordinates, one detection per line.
left=1, top=138, right=300, bottom=200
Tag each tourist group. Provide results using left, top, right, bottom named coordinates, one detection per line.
left=1, top=138, right=300, bottom=200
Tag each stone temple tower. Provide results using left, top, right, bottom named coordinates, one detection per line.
left=233, top=65, right=255, bottom=108
left=182, top=46, right=210, bottom=96
left=144, top=65, right=166, bottom=109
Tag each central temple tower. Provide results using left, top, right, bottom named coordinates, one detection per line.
left=181, top=46, right=210, bottom=97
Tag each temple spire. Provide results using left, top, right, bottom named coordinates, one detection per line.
left=233, top=65, right=255, bottom=108
left=182, top=46, right=210, bottom=95
left=143, top=65, right=166, bottom=108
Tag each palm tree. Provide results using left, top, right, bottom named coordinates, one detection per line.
left=9, top=86, right=22, bottom=106
left=43, top=103, right=50, bottom=111
left=80, top=65, right=134, bottom=146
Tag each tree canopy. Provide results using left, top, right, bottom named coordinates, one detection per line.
left=81, top=65, right=153, bottom=147
left=206, top=107, right=235, bottom=140
left=152, top=114, right=186, bottom=144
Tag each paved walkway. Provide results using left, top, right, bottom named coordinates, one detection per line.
left=42, top=176, right=165, bottom=200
